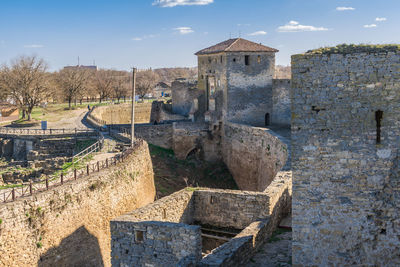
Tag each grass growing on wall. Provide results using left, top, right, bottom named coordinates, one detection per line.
left=305, top=44, right=400, bottom=55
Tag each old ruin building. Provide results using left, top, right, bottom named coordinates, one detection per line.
left=111, top=173, right=291, bottom=267
left=291, top=45, right=400, bottom=266
left=170, top=38, right=291, bottom=127
left=196, top=38, right=279, bottom=126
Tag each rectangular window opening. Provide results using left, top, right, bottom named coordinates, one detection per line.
left=135, top=230, right=145, bottom=243
left=245, top=55, right=250, bottom=66
left=375, top=110, right=383, bottom=144
left=162, top=208, right=167, bottom=219
left=257, top=55, right=261, bottom=64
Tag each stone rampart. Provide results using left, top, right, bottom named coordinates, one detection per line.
left=91, top=103, right=152, bottom=124
left=0, top=141, right=155, bottom=267
left=150, top=101, right=187, bottom=123
left=272, top=79, right=291, bottom=126
left=111, top=172, right=291, bottom=267
left=135, top=124, right=173, bottom=149
left=199, top=172, right=291, bottom=267
left=292, top=49, right=400, bottom=266
left=171, top=78, right=201, bottom=117
left=222, top=122, right=287, bottom=191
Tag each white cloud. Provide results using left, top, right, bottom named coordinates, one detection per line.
left=277, top=21, right=328, bottom=32
left=24, top=44, right=44, bottom=48
left=248, top=31, right=267, bottom=36
left=364, top=24, right=377, bottom=28
left=174, top=27, right=194, bottom=34
left=153, top=0, right=213, bottom=7
left=336, top=7, right=355, bottom=11
left=132, top=34, right=157, bottom=41
left=376, top=17, right=387, bottom=22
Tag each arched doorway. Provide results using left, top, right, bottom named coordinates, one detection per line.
left=265, top=113, right=270, bottom=126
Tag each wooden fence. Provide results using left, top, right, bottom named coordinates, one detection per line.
left=0, top=139, right=143, bottom=203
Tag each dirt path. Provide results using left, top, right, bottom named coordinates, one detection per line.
left=34, top=109, right=90, bottom=129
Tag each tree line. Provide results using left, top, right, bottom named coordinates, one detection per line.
left=0, top=55, right=196, bottom=121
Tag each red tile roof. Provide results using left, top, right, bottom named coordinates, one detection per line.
left=195, top=38, right=278, bottom=55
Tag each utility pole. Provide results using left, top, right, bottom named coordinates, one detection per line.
left=131, top=67, right=137, bottom=147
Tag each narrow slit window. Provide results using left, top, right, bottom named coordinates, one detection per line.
left=257, top=55, right=261, bottom=64
left=220, top=56, right=223, bottom=63
left=162, top=208, right=167, bottom=219
left=375, top=110, right=383, bottom=144
left=135, top=230, right=145, bottom=243
left=265, top=113, right=270, bottom=126
left=245, top=55, right=250, bottom=65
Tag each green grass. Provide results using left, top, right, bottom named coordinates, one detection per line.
left=185, top=187, right=202, bottom=192
left=304, top=43, right=400, bottom=55
left=149, top=144, right=175, bottom=157
left=268, top=228, right=291, bottom=243
left=75, top=139, right=97, bottom=152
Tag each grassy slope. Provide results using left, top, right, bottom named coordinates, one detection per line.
left=148, top=144, right=238, bottom=198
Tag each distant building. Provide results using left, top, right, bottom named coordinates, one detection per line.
left=63, top=65, right=98, bottom=71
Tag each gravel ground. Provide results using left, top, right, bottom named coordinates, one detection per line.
left=247, top=230, right=292, bottom=267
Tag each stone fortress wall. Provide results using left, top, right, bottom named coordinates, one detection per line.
left=90, top=102, right=152, bottom=124
left=172, top=78, right=202, bottom=118
left=0, top=141, right=156, bottom=267
left=222, top=122, right=288, bottom=191
left=272, top=79, right=291, bottom=126
left=111, top=172, right=291, bottom=267
left=291, top=48, right=400, bottom=266
left=226, top=52, right=275, bottom=126
left=89, top=106, right=288, bottom=192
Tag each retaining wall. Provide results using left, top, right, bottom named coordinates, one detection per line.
left=0, top=141, right=155, bottom=267
left=111, top=172, right=292, bottom=267
left=222, top=122, right=288, bottom=191
left=91, top=103, right=152, bottom=124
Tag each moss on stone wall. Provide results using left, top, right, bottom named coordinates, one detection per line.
left=304, top=44, right=400, bottom=55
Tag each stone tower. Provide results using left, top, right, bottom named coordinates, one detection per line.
left=195, top=38, right=278, bottom=126
left=291, top=45, right=400, bottom=266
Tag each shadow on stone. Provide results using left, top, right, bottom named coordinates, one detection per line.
left=38, top=226, right=104, bottom=267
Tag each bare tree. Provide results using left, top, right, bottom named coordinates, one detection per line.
left=93, top=70, right=113, bottom=103
left=111, top=71, right=129, bottom=103
left=136, top=70, right=159, bottom=100
left=0, top=69, right=10, bottom=101
left=56, top=68, right=89, bottom=109
left=0, top=55, right=50, bottom=120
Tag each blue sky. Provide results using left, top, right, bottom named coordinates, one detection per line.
left=0, top=0, right=399, bottom=71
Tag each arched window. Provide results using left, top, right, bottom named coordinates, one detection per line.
left=265, top=113, right=270, bottom=126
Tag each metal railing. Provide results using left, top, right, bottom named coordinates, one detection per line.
left=72, top=133, right=104, bottom=164
left=0, top=127, right=97, bottom=137
left=0, top=139, right=143, bottom=203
